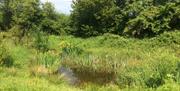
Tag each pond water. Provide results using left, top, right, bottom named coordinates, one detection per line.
left=58, top=66, right=79, bottom=85
left=58, top=66, right=116, bottom=85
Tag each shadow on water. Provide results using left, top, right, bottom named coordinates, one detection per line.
left=57, top=66, right=116, bottom=85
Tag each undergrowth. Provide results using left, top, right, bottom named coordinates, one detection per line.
left=1, top=32, right=180, bottom=91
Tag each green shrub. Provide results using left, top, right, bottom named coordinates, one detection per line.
left=0, top=12, right=3, bottom=30
left=60, top=41, right=84, bottom=57
left=125, top=3, right=180, bottom=38
left=97, top=33, right=132, bottom=48
left=114, top=48, right=179, bottom=88
left=37, top=52, right=59, bottom=69
left=34, top=30, right=49, bottom=53
left=71, top=0, right=118, bottom=37
left=0, top=45, right=14, bottom=67
left=155, top=31, right=180, bottom=45
left=71, top=0, right=179, bottom=37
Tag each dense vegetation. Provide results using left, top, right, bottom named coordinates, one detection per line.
left=71, top=0, right=180, bottom=37
left=0, top=0, right=180, bottom=91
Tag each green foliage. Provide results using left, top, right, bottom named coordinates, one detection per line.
left=41, top=12, right=71, bottom=35
left=58, top=14, right=72, bottom=35
left=154, top=31, right=180, bottom=45
left=125, top=2, right=180, bottom=37
left=12, top=0, right=42, bottom=28
left=41, top=2, right=60, bottom=34
left=118, top=0, right=180, bottom=37
left=156, top=79, right=180, bottom=91
left=71, top=0, right=119, bottom=37
left=0, top=75, right=80, bottom=91
left=54, top=34, right=180, bottom=88
left=71, top=0, right=180, bottom=37
left=0, top=45, right=14, bottom=67
left=34, top=31, right=49, bottom=53
left=0, top=0, right=13, bottom=30
left=100, top=48, right=179, bottom=88
left=36, top=52, right=59, bottom=69
left=60, top=41, right=84, bottom=56
left=0, top=0, right=71, bottom=37
left=1, top=33, right=180, bottom=90
left=1, top=0, right=180, bottom=90
left=0, top=12, right=3, bottom=30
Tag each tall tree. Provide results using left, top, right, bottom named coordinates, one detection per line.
left=0, top=0, right=13, bottom=30
left=41, top=2, right=59, bottom=34
left=71, top=0, right=180, bottom=37
left=71, top=0, right=119, bottom=37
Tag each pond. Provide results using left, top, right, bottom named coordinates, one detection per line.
left=58, top=66, right=116, bottom=85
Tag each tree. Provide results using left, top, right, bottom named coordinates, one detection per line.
left=0, top=0, right=13, bottom=30
left=0, top=11, right=3, bottom=30
left=0, top=0, right=42, bottom=33
left=12, top=0, right=42, bottom=29
left=40, top=2, right=60, bottom=34
left=57, top=13, right=71, bottom=35
left=71, top=0, right=119, bottom=37
left=71, top=0, right=180, bottom=37
left=124, top=1, right=180, bottom=37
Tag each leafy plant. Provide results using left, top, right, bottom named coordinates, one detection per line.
left=0, top=45, right=14, bottom=67
left=34, top=30, right=49, bottom=53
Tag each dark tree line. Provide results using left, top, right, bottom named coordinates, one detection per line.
left=0, top=0, right=179, bottom=38
left=71, top=0, right=180, bottom=38
left=0, top=0, right=70, bottom=36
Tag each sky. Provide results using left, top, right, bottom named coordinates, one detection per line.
left=41, top=0, right=72, bottom=14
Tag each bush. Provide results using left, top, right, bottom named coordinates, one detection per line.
left=155, top=31, right=180, bottom=45
left=57, top=14, right=72, bottom=35
left=71, top=0, right=179, bottom=37
left=0, top=12, right=3, bottom=30
left=60, top=41, right=84, bottom=57
left=124, top=3, right=180, bottom=38
left=34, top=30, right=49, bottom=53
left=97, top=33, right=132, bottom=48
left=71, top=0, right=118, bottom=37
left=115, top=48, right=179, bottom=88
left=36, top=52, right=59, bottom=69
left=0, top=45, right=14, bottom=67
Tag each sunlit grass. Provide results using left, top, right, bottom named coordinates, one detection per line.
left=1, top=32, right=180, bottom=90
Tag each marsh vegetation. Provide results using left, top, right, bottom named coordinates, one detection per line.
left=0, top=0, right=180, bottom=91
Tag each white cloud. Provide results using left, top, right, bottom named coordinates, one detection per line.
left=41, top=0, right=72, bottom=14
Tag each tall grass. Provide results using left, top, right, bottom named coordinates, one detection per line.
left=1, top=32, right=180, bottom=90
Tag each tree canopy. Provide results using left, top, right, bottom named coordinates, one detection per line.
left=71, top=0, right=180, bottom=37
left=0, top=0, right=179, bottom=38
left=0, top=0, right=70, bottom=36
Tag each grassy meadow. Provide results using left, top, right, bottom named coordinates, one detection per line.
left=1, top=31, right=180, bottom=91
left=0, top=0, right=180, bottom=91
